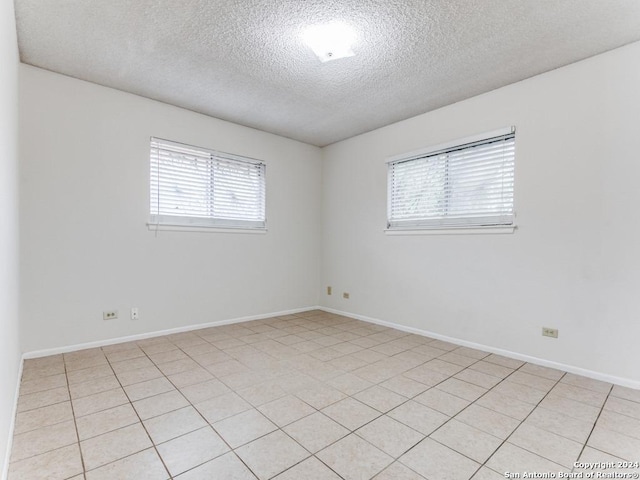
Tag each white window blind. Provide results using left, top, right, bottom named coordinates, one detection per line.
left=387, top=128, right=515, bottom=230
left=150, top=137, right=266, bottom=229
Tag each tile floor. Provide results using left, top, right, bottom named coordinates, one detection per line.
left=8, top=310, right=640, bottom=479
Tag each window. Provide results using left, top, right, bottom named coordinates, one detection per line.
left=387, top=127, right=515, bottom=230
left=150, top=137, right=266, bottom=229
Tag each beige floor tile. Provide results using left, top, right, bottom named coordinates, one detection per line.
left=85, top=448, right=169, bottom=480
left=179, top=378, right=230, bottom=404
left=104, top=347, right=146, bottom=364
left=317, top=434, right=393, bottom=480
left=403, top=365, right=451, bottom=386
left=195, top=391, right=252, bottom=423
left=258, top=395, right=316, bottom=427
left=525, top=406, right=594, bottom=443
left=20, top=373, right=67, bottom=395
left=157, top=358, right=199, bottom=376
left=597, top=409, right=640, bottom=440
left=454, top=404, right=520, bottom=439
left=454, top=369, right=502, bottom=389
left=72, top=387, right=129, bottom=417
left=236, top=430, right=309, bottom=480
left=11, top=420, right=78, bottom=462
left=17, top=386, right=70, bottom=413
left=560, top=373, right=612, bottom=393
left=124, top=377, right=175, bottom=402
left=354, top=385, right=407, bottom=413
left=490, top=380, right=546, bottom=405
left=399, top=437, right=479, bottom=480
left=539, top=393, right=600, bottom=422
left=76, top=403, right=139, bottom=440
left=452, top=347, right=490, bottom=361
left=236, top=381, right=288, bottom=407
left=357, top=415, right=424, bottom=458
left=273, top=456, right=340, bottom=480
left=508, top=371, right=557, bottom=392
left=430, top=419, right=502, bottom=463
left=205, top=360, right=250, bottom=377
left=70, top=376, right=120, bottom=400
left=486, top=442, right=568, bottom=475
left=484, top=354, right=524, bottom=369
left=468, top=361, right=514, bottom=379
left=476, top=390, right=536, bottom=421
left=551, top=383, right=608, bottom=407
left=422, top=359, right=466, bottom=376
left=110, top=356, right=154, bottom=374
left=439, top=352, right=478, bottom=367
left=133, top=390, right=189, bottom=420
left=322, top=397, right=380, bottom=430
left=14, top=401, right=73, bottom=434
left=168, top=367, right=214, bottom=388
left=509, top=423, right=583, bottom=467
left=81, top=423, right=151, bottom=470
left=326, top=372, right=373, bottom=396
left=175, top=452, right=257, bottom=480
left=611, top=385, right=640, bottom=404
left=283, top=412, right=349, bottom=453
left=21, top=362, right=65, bottom=382
left=414, top=388, right=470, bottom=416
left=374, top=461, right=426, bottom=479
left=67, top=365, right=114, bottom=386
left=604, top=395, right=640, bottom=420
left=388, top=401, right=448, bottom=435
left=294, top=384, right=347, bottom=409
left=213, top=409, right=277, bottom=448
left=587, top=425, right=640, bottom=461
left=518, top=363, right=565, bottom=381
left=156, top=426, right=229, bottom=477
left=8, top=443, right=83, bottom=480
left=148, top=349, right=188, bottom=365
left=144, top=406, right=208, bottom=444
left=575, top=446, right=640, bottom=475
left=380, top=376, right=430, bottom=398
left=519, top=363, right=566, bottom=381
left=471, top=467, right=505, bottom=480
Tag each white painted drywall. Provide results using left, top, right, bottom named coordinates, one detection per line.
left=321, top=41, right=640, bottom=384
left=19, top=65, right=322, bottom=352
left=0, top=0, right=21, bottom=475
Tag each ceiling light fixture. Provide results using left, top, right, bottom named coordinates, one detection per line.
left=302, top=22, right=356, bottom=63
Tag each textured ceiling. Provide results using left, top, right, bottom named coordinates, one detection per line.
left=14, top=1, right=640, bottom=147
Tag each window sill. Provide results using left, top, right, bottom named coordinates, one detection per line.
left=147, top=223, right=267, bottom=234
left=384, top=226, right=516, bottom=236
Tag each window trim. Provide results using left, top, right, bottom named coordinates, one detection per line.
left=386, top=126, right=516, bottom=234
left=149, top=137, right=267, bottom=232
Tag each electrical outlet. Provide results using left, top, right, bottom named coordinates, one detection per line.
left=131, top=307, right=139, bottom=320
left=327, top=286, right=332, bottom=295
left=542, top=327, right=558, bottom=338
left=103, top=310, right=118, bottom=320
left=343, top=292, right=350, bottom=299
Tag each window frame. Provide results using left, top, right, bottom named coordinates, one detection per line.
left=148, top=137, right=267, bottom=233
left=386, top=127, right=516, bottom=235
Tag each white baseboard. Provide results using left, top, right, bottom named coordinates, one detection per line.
left=2, top=355, right=23, bottom=480
left=320, top=306, right=640, bottom=390
left=23, top=306, right=318, bottom=359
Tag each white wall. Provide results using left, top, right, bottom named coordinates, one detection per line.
left=321, top=42, right=640, bottom=385
left=0, top=0, right=21, bottom=475
left=20, top=65, right=322, bottom=352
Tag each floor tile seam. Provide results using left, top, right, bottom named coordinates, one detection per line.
left=481, top=367, right=574, bottom=476
left=571, top=383, right=617, bottom=471
left=14, top=396, right=71, bottom=415
left=103, top=348, right=173, bottom=479
left=63, top=361, right=87, bottom=477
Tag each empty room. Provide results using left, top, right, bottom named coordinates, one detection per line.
left=2, top=0, right=640, bottom=479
